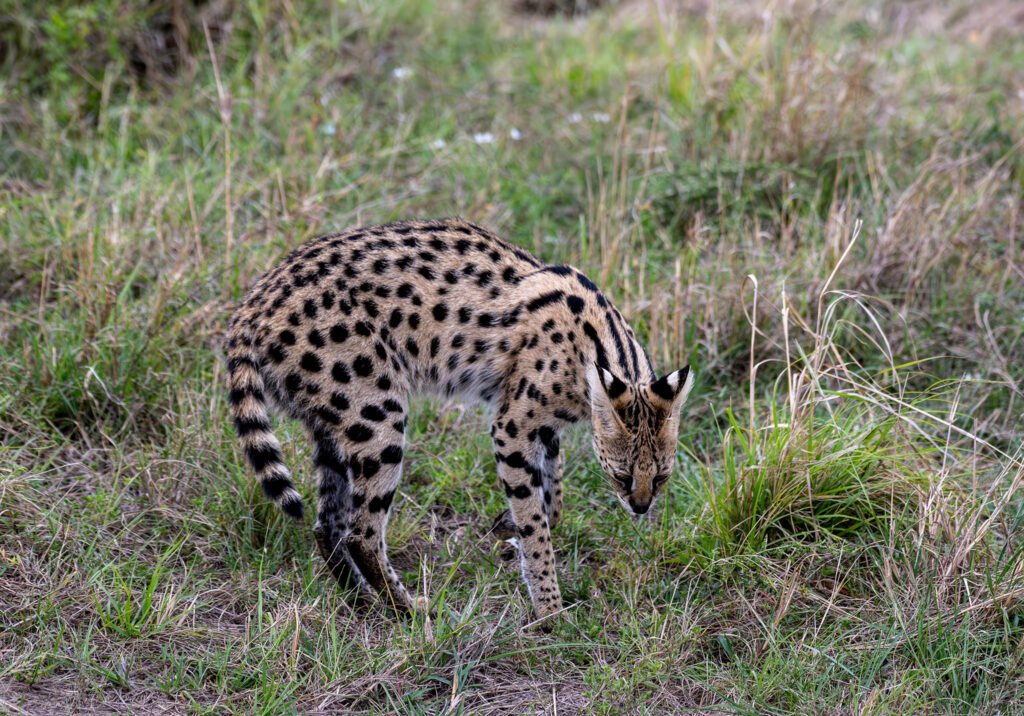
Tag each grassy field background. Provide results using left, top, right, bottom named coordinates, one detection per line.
left=2, top=0, right=1023, bottom=713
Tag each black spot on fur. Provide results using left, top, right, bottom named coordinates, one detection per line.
left=538, top=426, right=559, bottom=458
left=503, top=451, right=528, bottom=469
left=346, top=357, right=370, bottom=379
left=268, top=344, right=287, bottom=363
left=345, top=423, right=374, bottom=442
left=329, top=324, right=349, bottom=343
left=577, top=272, right=600, bottom=293
left=381, top=445, right=403, bottom=463
left=361, top=458, right=380, bottom=479
left=527, top=290, right=564, bottom=312
left=368, top=490, right=395, bottom=513
left=332, top=362, right=351, bottom=384
left=361, top=405, right=387, bottom=422
left=314, top=406, right=341, bottom=425
left=330, top=392, right=350, bottom=411
left=300, top=352, right=322, bottom=372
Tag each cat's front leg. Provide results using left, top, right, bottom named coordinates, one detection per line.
left=492, top=427, right=563, bottom=627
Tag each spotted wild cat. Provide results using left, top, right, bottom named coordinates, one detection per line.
left=225, top=219, right=694, bottom=623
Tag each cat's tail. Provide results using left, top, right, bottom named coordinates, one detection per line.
left=225, top=322, right=304, bottom=519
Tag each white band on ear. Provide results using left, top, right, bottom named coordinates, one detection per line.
left=679, top=367, right=694, bottom=403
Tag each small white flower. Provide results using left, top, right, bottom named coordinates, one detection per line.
left=320, top=122, right=337, bottom=136
left=568, top=112, right=583, bottom=124
left=591, top=112, right=611, bottom=123
left=392, top=66, right=412, bottom=80
left=509, top=127, right=522, bottom=141
left=473, top=132, right=495, bottom=145
left=430, top=138, right=447, bottom=150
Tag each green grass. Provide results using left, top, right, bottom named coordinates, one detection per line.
left=2, top=0, right=1023, bottom=713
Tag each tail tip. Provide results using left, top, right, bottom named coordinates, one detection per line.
left=281, top=491, right=305, bottom=520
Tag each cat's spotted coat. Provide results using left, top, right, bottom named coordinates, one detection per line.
left=226, top=219, right=693, bottom=622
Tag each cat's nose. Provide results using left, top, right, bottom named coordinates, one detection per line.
left=629, top=499, right=650, bottom=514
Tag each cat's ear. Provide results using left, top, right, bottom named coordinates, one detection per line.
left=586, top=363, right=631, bottom=428
left=645, top=366, right=694, bottom=414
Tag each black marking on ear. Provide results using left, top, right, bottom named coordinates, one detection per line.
left=600, top=368, right=628, bottom=400
left=650, top=366, right=691, bottom=401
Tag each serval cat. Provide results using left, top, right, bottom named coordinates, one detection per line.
left=226, top=219, right=693, bottom=624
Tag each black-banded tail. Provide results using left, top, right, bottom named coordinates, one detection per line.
left=226, top=331, right=304, bottom=519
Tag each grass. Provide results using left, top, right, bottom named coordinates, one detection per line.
left=1, top=0, right=1023, bottom=712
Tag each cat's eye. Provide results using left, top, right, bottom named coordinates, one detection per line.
left=613, top=473, right=633, bottom=490
left=653, top=474, right=669, bottom=487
